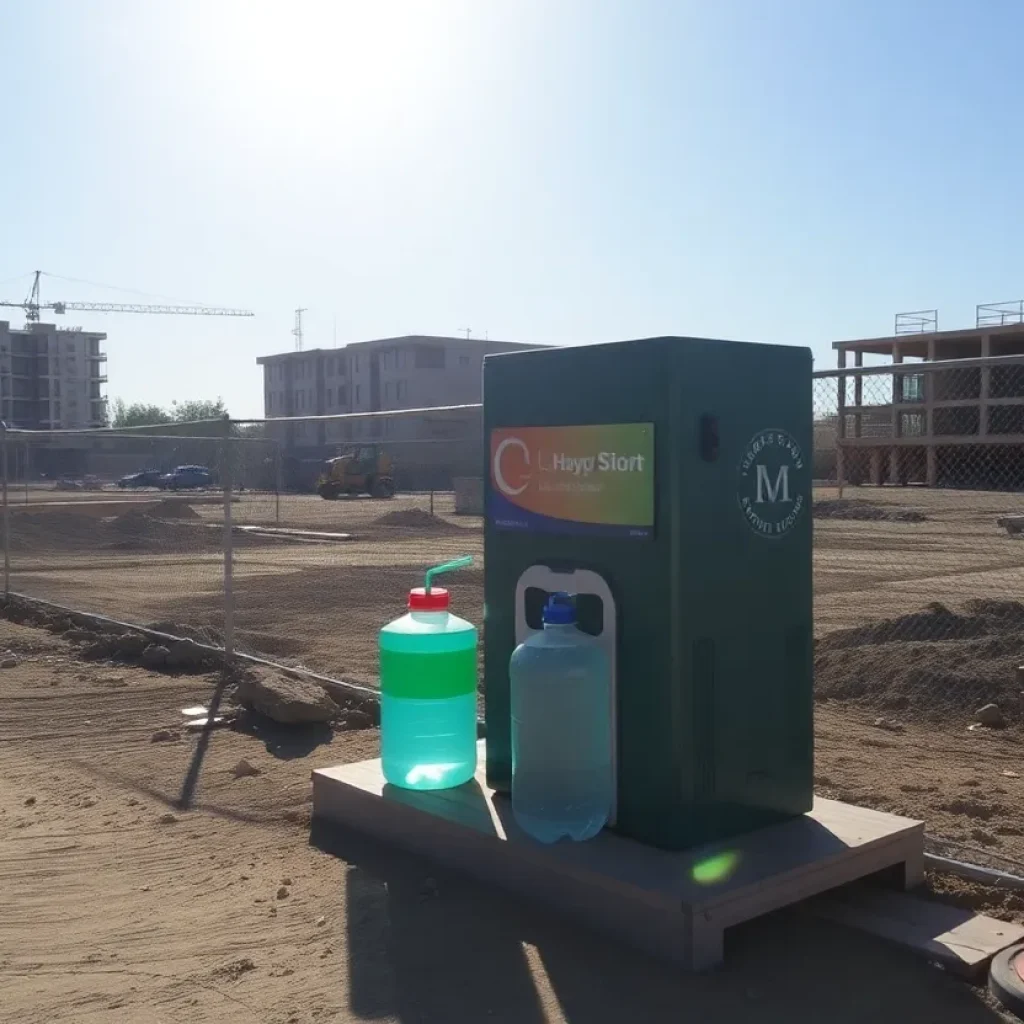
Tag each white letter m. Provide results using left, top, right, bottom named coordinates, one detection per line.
left=755, top=464, right=791, bottom=504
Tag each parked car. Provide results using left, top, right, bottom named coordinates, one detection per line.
left=116, top=469, right=164, bottom=489
left=160, top=465, right=213, bottom=490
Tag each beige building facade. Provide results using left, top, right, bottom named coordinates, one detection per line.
left=257, top=334, right=543, bottom=487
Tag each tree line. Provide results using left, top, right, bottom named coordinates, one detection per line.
left=110, top=398, right=227, bottom=428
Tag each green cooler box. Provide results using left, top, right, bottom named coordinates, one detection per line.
left=483, top=335, right=813, bottom=850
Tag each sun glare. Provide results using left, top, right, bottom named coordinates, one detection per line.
left=197, top=0, right=452, bottom=135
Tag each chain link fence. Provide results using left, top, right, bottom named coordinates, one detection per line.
left=224, top=408, right=483, bottom=683
left=812, top=355, right=1024, bottom=674
left=2, top=420, right=234, bottom=649
left=0, top=408, right=484, bottom=687
left=3, top=370, right=1024, bottom=691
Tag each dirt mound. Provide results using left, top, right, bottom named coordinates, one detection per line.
left=815, top=599, right=1024, bottom=720
left=103, top=508, right=218, bottom=552
left=372, top=508, right=460, bottom=530
left=10, top=502, right=283, bottom=556
left=10, top=510, right=110, bottom=553
left=819, top=599, right=1024, bottom=649
left=145, top=620, right=225, bottom=647
left=152, top=500, right=201, bottom=520
left=111, top=508, right=163, bottom=531
left=112, top=502, right=199, bottom=528
left=813, top=499, right=927, bottom=523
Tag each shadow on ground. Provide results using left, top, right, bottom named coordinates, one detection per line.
left=230, top=709, right=336, bottom=760
left=310, top=820, right=1003, bottom=1024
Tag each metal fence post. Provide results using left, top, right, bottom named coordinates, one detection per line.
left=836, top=369, right=846, bottom=499
left=275, top=439, right=282, bottom=526
left=222, top=416, right=234, bottom=666
left=23, top=441, right=29, bottom=505
left=2, top=425, right=9, bottom=597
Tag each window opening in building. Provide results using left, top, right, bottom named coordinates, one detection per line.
left=414, top=345, right=445, bottom=369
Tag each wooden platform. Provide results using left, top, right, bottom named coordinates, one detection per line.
left=312, top=750, right=925, bottom=971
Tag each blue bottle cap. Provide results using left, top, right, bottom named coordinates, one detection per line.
left=543, top=592, right=576, bottom=625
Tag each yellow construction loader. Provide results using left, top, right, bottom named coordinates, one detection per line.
left=317, top=445, right=395, bottom=499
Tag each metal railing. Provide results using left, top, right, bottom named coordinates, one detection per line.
left=977, top=300, right=1024, bottom=329
left=894, top=309, right=938, bottom=334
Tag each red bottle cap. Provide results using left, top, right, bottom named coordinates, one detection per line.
left=408, top=587, right=449, bottom=611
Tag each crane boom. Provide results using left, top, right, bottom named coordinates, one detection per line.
left=0, top=271, right=254, bottom=322
left=53, top=301, right=253, bottom=317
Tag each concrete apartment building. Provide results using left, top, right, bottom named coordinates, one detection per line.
left=0, top=321, right=108, bottom=429
left=834, top=303, right=1024, bottom=488
left=257, top=334, right=541, bottom=486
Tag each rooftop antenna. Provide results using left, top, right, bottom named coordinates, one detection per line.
left=459, top=327, right=472, bottom=340
left=293, top=307, right=307, bottom=351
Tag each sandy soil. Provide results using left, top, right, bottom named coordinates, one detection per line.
left=0, top=620, right=1016, bottom=1024
left=9, top=485, right=1024, bottom=683
left=6, top=493, right=482, bottom=683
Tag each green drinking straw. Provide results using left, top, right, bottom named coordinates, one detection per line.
left=424, top=555, right=473, bottom=593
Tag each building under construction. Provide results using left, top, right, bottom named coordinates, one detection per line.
left=833, top=302, right=1024, bottom=489
left=0, top=320, right=107, bottom=430
left=0, top=269, right=251, bottom=432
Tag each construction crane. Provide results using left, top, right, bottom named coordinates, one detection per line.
left=0, top=270, right=254, bottom=322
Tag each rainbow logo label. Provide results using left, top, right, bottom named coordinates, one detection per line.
left=489, top=423, right=655, bottom=539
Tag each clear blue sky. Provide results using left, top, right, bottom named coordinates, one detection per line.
left=2, top=0, right=1022, bottom=417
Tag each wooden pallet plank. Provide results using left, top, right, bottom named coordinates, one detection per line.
left=312, top=752, right=925, bottom=971
left=807, top=883, right=1024, bottom=978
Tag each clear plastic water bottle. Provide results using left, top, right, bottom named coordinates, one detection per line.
left=380, top=556, right=477, bottom=791
left=510, top=592, right=613, bottom=842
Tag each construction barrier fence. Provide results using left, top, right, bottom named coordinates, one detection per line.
left=2, top=362, right=1024, bottom=677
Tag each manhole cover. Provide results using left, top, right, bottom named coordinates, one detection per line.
left=989, top=943, right=1024, bottom=1018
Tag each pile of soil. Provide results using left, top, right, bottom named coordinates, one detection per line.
left=150, top=500, right=201, bottom=520
left=815, top=599, right=1024, bottom=719
left=145, top=619, right=225, bottom=647
left=371, top=508, right=462, bottom=531
left=813, top=499, right=928, bottom=523
left=11, top=505, right=281, bottom=555
left=105, top=507, right=219, bottom=552
left=9, top=510, right=140, bottom=554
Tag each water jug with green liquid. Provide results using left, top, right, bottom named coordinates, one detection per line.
left=380, top=556, right=478, bottom=791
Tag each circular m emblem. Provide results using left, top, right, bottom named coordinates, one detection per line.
left=738, top=428, right=806, bottom=539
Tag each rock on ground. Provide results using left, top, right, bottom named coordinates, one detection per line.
left=974, top=703, right=1005, bottom=728
left=231, top=758, right=261, bottom=779
left=114, top=633, right=149, bottom=658
left=62, top=628, right=96, bottom=643
left=141, top=645, right=170, bottom=670
left=165, top=638, right=208, bottom=671
left=232, top=668, right=339, bottom=724
left=871, top=716, right=904, bottom=733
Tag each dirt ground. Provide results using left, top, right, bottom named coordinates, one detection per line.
left=5, top=492, right=481, bottom=681
left=0, top=619, right=1018, bottom=1024
left=10, top=484, right=1024, bottom=686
